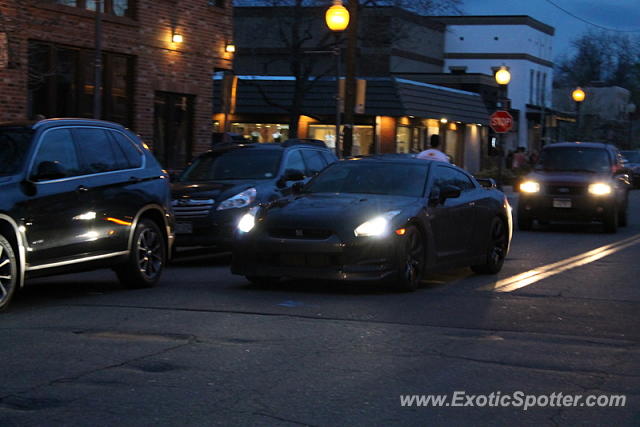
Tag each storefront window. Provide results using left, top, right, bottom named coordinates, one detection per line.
left=230, top=123, right=289, bottom=143
left=308, top=125, right=374, bottom=154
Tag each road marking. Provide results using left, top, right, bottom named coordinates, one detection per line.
left=480, top=233, right=640, bottom=293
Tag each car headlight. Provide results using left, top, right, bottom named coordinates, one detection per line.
left=519, top=181, right=540, bottom=193
left=237, top=206, right=260, bottom=233
left=588, top=183, right=612, bottom=195
left=217, top=188, right=257, bottom=210
left=354, top=210, right=400, bottom=237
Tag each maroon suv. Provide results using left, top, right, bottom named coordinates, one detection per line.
left=517, top=142, right=631, bottom=233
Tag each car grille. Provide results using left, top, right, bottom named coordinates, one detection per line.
left=268, top=228, right=333, bottom=239
left=258, top=253, right=339, bottom=267
left=172, top=199, right=215, bottom=219
left=545, top=185, right=587, bottom=196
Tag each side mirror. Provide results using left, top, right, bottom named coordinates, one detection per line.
left=291, top=181, right=304, bottom=194
left=31, top=161, right=67, bottom=181
left=277, top=169, right=306, bottom=188
left=440, top=185, right=462, bottom=202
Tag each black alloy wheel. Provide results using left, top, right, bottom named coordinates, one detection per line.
left=115, top=219, right=166, bottom=288
left=396, top=225, right=425, bottom=292
left=603, top=207, right=618, bottom=234
left=472, top=217, right=508, bottom=274
left=517, top=210, right=533, bottom=231
left=0, top=235, right=18, bottom=311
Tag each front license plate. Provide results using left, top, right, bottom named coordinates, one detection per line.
left=553, top=198, right=572, bottom=208
left=175, top=222, right=193, bottom=234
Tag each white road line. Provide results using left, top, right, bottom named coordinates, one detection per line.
left=480, top=233, right=640, bottom=293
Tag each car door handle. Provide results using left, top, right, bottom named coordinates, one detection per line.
left=76, top=185, right=89, bottom=193
left=468, top=202, right=475, bottom=207
left=129, top=176, right=142, bottom=183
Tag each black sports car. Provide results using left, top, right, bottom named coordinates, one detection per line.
left=231, top=157, right=513, bottom=291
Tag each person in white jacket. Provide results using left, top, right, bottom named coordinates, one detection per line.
left=417, top=134, right=449, bottom=162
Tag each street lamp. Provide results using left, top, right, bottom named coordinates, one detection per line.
left=572, top=87, right=586, bottom=140
left=495, top=66, right=511, bottom=188
left=325, top=0, right=349, bottom=157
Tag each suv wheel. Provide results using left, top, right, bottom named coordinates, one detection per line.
left=0, top=235, right=18, bottom=311
left=618, top=195, right=628, bottom=227
left=115, top=219, right=166, bottom=288
left=603, top=208, right=618, bottom=233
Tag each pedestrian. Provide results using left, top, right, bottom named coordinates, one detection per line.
left=417, top=134, right=449, bottom=162
left=512, top=146, right=527, bottom=169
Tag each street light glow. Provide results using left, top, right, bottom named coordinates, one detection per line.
left=572, top=87, right=586, bottom=103
left=325, top=1, right=350, bottom=32
left=495, top=66, right=511, bottom=85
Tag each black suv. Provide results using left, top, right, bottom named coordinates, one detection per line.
left=517, top=142, right=631, bottom=232
left=171, top=139, right=337, bottom=248
left=0, top=119, right=174, bottom=310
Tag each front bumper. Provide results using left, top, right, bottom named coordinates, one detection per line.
left=174, top=208, right=244, bottom=248
left=231, top=230, right=404, bottom=281
left=518, top=193, right=617, bottom=222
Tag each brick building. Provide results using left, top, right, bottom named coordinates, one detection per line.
left=0, top=0, right=233, bottom=169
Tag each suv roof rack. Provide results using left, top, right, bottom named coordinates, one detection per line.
left=281, top=138, right=327, bottom=148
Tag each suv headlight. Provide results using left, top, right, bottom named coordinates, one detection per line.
left=217, top=188, right=257, bottom=210
left=354, top=210, right=400, bottom=237
left=237, top=206, right=261, bottom=233
left=519, top=181, right=540, bottom=193
left=588, top=183, right=612, bottom=195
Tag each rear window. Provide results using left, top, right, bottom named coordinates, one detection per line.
left=180, top=149, right=282, bottom=181
left=0, top=127, right=34, bottom=176
left=536, top=147, right=611, bottom=173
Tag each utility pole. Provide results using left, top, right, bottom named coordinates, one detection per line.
left=342, top=0, right=358, bottom=157
left=93, top=0, right=103, bottom=119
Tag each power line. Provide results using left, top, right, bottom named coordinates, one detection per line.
left=544, top=0, right=640, bottom=33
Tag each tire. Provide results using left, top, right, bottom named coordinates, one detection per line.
left=0, top=235, right=18, bottom=311
left=603, top=208, right=618, bottom=233
left=472, top=217, right=509, bottom=274
left=618, top=197, right=628, bottom=227
left=115, top=219, right=166, bottom=288
left=517, top=213, right=533, bottom=231
left=395, top=225, right=425, bottom=292
left=246, top=276, right=279, bottom=286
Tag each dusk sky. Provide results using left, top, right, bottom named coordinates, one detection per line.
left=462, top=0, right=640, bottom=60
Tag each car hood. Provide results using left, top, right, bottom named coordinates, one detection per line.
left=525, top=171, right=612, bottom=184
left=171, top=180, right=259, bottom=202
left=261, top=193, right=417, bottom=230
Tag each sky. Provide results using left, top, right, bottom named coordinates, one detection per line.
left=462, top=0, right=640, bottom=60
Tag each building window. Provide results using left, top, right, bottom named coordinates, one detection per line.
left=230, top=123, right=289, bottom=143
left=529, top=70, right=534, bottom=104
left=54, top=0, right=134, bottom=18
left=308, top=125, right=374, bottom=154
left=28, top=40, right=134, bottom=126
left=154, top=92, right=194, bottom=170
left=208, top=0, right=226, bottom=7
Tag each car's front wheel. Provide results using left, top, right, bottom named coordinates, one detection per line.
left=395, top=225, right=425, bottom=292
left=603, top=208, right=618, bottom=233
left=472, top=217, right=508, bottom=274
left=0, top=235, right=18, bottom=311
left=115, top=219, right=166, bottom=288
left=517, top=211, right=533, bottom=231
left=618, top=195, right=628, bottom=227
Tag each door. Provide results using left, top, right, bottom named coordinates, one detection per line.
left=21, top=128, right=95, bottom=266
left=428, top=165, right=477, bottom=261
left=71, top=127, right=144, bottom=254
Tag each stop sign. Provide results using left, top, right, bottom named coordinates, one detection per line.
left=490, top=110, right=513, bottom=133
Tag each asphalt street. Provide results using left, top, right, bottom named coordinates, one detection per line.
left=1, top=191, right=639, bottom=426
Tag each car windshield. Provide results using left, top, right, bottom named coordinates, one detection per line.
left=621, top=151, right=640, bottom=163
left=0, top=127, right=34, bottom=176
left=180, top=149, right=282, bottom=181
left=535, top=147, right=611, bottom=173
left=305, top=161, right=429, bottom=197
